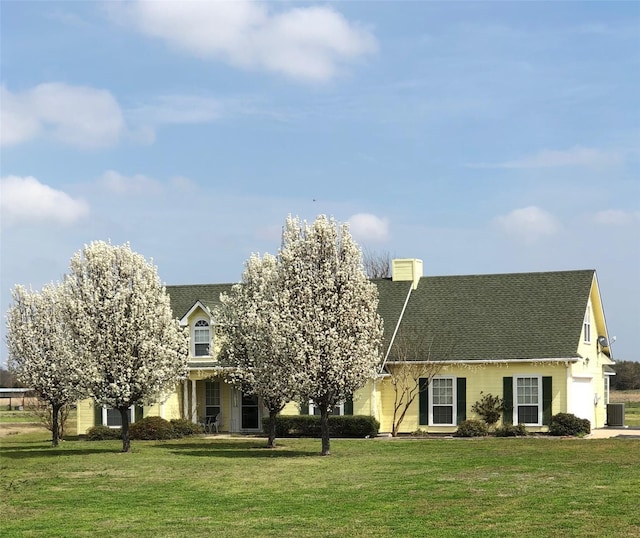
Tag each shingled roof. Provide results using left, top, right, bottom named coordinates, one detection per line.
left=385, top=270, right=595, bottom=361
left=166, top=269, right=596, bottom=362
left=165, top=283, right=234, bottom=320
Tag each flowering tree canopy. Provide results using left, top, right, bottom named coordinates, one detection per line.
left=279, top=215, right=383, bottom=455
left=6, top=283, right=85, bottom=447
left=64, top=241, right=188, bottom=452
left=219, top=252, right=299, bottom=448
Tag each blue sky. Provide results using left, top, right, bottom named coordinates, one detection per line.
left=1, top=1, right=639, bottom=363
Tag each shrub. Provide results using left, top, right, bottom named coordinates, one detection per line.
left=86, top=425, right=121, bottom=441
left=454, top=419, right=488, bottom=437
left=170, top=418, right=203, bottom=437
left=129, top=416, right=175, bottom=440
left=549, top=413, right=591, bottom=436
left=471, top=392, right=504, bottom=428
left=495, top=423, right=528, bottom=437
left=263, top=415, right=379, bottom=438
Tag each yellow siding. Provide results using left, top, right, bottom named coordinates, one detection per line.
left=377, top=362, right=570, bottom=434
left=77, top=397, right=96, bottom=435
left=281, top=401, right=301, bottom=415
left=574, top=285, right=614, bottom=429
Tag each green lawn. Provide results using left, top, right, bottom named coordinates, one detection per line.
left=0, top=410, right=39, bottom=423
left=623, top=402, right=640, bottom=427
left=610, top=391, right=640, bottom=427
left=1, top=432, right=639, bottom=537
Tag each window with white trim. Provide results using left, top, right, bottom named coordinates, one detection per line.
left=194, top=319, right=211, bottom=356
left=103, top=406, right=135, bottom=428
left=515, top=376, right=542, bottom=425
left=583, top=306, right=591, bottom=344
left=430, top=377, right=455, bottom=425
left=205, top=380, right=221, bottom=420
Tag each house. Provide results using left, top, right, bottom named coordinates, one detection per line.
left=76, top=259, right=615, bottom=435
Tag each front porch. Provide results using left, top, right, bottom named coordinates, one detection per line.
left=181, top=368, right=263, bottom=434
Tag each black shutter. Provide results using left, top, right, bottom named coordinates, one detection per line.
left=344, top=397, right=354, bottom=416
left=542, top=377, right=553, bottom=426
left=456, top=378, right=467, bottom=424
left=135, top=405, right=144, bottom=422
left=94, top=402, right=102, bottom=426
left=503, top=377, right=513, bottom=425
left=299, top=402, right=309, bottom=415
left=419, top=378, right=429, bottom=425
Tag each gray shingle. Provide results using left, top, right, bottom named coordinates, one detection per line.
left=167, top=269, right=595, bottom=362
left=384, top=270, right=595, bottom=361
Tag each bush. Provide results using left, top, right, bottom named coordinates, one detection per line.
left=495, top=423, right=528, bottom=437
left=549, top=413, right=591, bottom=436
left=471, top=392, right=504, bottom=427
left=86, top=425, right=121, bottom=440
left=263, top=415, right=379, bottom=438
left=170, top=418, right=203, bottom=437
left=454, top=419, right=488, bottom=437
left=129, top=416, right=175, bottom=440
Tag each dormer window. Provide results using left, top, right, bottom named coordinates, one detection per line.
left=583, top=307, right=591, bottom=344
left=194, top=319, right=211, bottom=356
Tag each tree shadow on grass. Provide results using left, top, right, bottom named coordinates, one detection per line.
left=156, top=439, right=318, bottom=459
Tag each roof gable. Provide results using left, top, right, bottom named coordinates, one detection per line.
left=166, top=283, right=234, bottom=320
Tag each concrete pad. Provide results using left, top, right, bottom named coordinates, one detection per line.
left=587, top=427, right=640, bottom=439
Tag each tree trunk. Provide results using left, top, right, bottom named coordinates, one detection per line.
left=320, top=404, right=331, bottom=456
left=267, top=409, right=278, bottom=449
left=51, top=402, right=62, bottom=448
left=119, top=406, right=131, bottom=453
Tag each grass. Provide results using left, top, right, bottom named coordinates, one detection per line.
left=0, top=410, right=39, bottom=423
left=611, top=390, right=640, bottom=427
left=1, top=432, right=639, bottom=537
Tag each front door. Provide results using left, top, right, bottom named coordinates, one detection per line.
left=241, top=393, right=260, bottom=430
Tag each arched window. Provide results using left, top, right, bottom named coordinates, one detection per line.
left=194, top=319, right=211, bottom=356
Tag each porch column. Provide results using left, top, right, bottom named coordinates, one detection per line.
left=191, top=379, right=197, bottom=423
left=182, top=380, right=188, bottom=420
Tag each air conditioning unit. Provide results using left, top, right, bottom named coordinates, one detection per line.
left=606, top=403, right=625, bottom=427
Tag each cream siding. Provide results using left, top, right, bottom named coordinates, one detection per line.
left=377, top=362, right=570, bottom=434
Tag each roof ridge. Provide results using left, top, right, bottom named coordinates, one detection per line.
left=418, top=269, right=595, bottom=279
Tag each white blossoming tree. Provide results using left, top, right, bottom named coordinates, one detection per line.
left=64, top=241, right=189, bottom=452
left=279, top=215, right=383, bottom=456
left=219, top=253, right=299, bottom=448
left=6, top=283, right=85, bottom=447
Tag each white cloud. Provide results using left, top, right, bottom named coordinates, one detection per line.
left=99, top=170, right=163, bottom=195
left=493, top=206, right=560, bottom=242
left=169, top=176, right=197, bottom=191
left=468, top=146, right=624, bottom=169
left=0, top=175, right=89, bottom=225
left=348, top=213, right=390, bottom=243
left=99, top=170, right=198, bottom=195
left=0, top=83, right=125, bottom=148
left=111, top=1, right=377, bottom=82
left=594, top=209, right=640, bottom=226
left=128, top=94, right=222, bottom=126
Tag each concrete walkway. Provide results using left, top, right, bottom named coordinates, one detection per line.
left=587, top=427, right=640, bottom=439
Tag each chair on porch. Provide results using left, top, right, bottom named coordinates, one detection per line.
left=204, top=414, right=220, bottom=434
